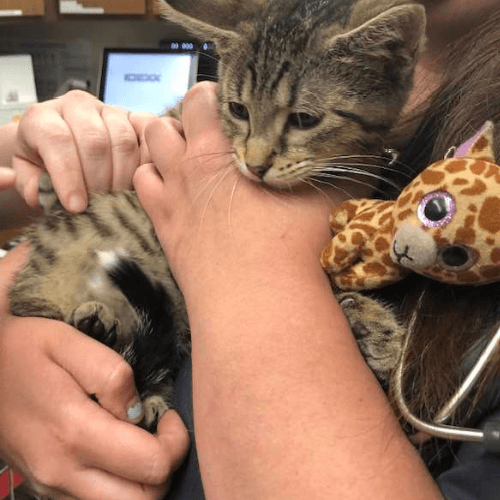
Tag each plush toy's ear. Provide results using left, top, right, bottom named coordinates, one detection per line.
left=158, top=0, right=244, bottom=53
left=456, top=121, right=496, bottom=162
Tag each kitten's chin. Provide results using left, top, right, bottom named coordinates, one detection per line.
left=233, top=157, right=263, bottom=184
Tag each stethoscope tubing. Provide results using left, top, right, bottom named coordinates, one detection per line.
left=394, top=317, right=500, bottom=446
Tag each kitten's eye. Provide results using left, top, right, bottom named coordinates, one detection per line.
left=228, top=102, right=249, bottom=120
left=288, top=112, right=322, bottom=130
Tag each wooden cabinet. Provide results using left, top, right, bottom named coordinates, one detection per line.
left=0, top=0, right=45, bottom=17
left=59, top=0, right=146, bottom=15
left=0, top=0, right=160, bottom=19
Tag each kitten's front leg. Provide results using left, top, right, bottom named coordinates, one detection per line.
left=337, top=291, right=406, bottom=387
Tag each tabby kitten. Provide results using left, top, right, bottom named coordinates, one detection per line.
left=9, top=0, right=424, bottom=429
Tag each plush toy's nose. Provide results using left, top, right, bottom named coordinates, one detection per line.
left=390, top=225, right=437, bottom=270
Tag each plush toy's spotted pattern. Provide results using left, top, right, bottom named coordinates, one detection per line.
left=321, top=122, right=500, bottom=290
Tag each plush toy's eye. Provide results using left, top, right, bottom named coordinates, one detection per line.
left=417, top=191, right=456, bottom=227
left=438, top=245, right=477, bottom=271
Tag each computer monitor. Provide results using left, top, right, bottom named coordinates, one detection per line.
left=99, top=47, right=199, bottom=115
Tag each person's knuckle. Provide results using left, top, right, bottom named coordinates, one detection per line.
left=45, top=127, right=74, bottom=149
left=63, top=89, right=96, bottom=104
left=22, top=102, right=42, bottom=119
left=80, top=130, right=111, bottom=158
left=112, top=129, right=138, bottom=156
left=104, top=357, right=135, bottom=394
left=146, top=449, right=172, bottom=485
left=189, top=80, right=216, bottom=99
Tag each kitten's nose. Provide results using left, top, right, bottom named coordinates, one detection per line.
left=246, top=163, right=271, bottom=179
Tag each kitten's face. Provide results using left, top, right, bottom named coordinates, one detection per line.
left=161, top=0, right=426, bottom=189
left=218, top=55, right=393, bottom=188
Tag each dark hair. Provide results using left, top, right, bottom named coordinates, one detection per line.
left=383, top=9, right=500, bottom=433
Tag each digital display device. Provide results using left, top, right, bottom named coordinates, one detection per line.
left=99, top=46, right=200, bottom=115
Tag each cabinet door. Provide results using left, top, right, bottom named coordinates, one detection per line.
left=0, top=0, right=44, bottom=16
left=59, top=0, right=146, bottom=15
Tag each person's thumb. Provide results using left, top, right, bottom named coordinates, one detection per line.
left=44, top=324, right=145, bottom=425
left=157, top=409, right=190, bottom=472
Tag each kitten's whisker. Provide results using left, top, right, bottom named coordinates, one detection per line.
left=193, top=49, right=220, bottom=65
left=192, top=169, right=227, bottom=206
left=227, top=175, right=241, bottom=228
left=312, top=173, right=394, bottom=198
left=317, top=161, right=414, bottom=180
left=195, top=72, right=218, bottom=80
left=197, top=166, right=233, bottom=241
left=300, top=179, right=334, bottom=204
left=308, top=177, right=357, bottom=200
left=258, top=184, right=296, bottom=207
left=314, top=166, right=403, bottom=193
left=186, top=150, right=236, bottom=163
left=318, top=154, right=417, bottom=175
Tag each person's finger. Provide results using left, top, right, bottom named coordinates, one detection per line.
left=0, top=167, right=15, bottom=190
left=181, top=82, right=231, bottom=153
left=144, top=117, right=186, bottom=178
left=60, top=98, right=112, bottom=195
left=57, top=466, right=169, bottom=500
left=71, top=408, right=189, bottom=486
left=27, top=451, right=170, bottom=500
left=156, top=410, right=191, bottom=472
left=43, top=326, right=143, bottom=424
left=133, top=162, right=168, bottom=221
left=12, top=157, right=43, bottom=207
left=129, top=112, right=159, bottom=166
left=15, top=106, right=87, bottom=212
left=100, top=105, right=140, bottom=192
left=0, top=243, right=30, bottom=313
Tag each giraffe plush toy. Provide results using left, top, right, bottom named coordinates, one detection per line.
left=321, top=121, right=500, bottom=290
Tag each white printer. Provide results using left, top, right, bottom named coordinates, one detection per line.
left=0, top=54, right=37, bottom=126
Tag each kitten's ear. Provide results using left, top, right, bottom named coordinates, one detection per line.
left=340, top=4, right=426, bottom=56
left=323, top=4, right=426, bottom=80
left=158, top=0, right=267, bottom=30
left=158, top=0, right=245, bottom=52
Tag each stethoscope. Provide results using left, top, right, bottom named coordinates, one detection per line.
left=393, top=297, right=500, bottom=453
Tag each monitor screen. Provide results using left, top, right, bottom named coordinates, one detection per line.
left=99, top=48, right=199, bottom=115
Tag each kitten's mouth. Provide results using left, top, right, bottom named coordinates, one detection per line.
left=233, top=154, right=310, bottom=188
left=233, top=156, right=263, bottom=183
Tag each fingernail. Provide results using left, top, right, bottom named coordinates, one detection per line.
left=67, top=193, right=87, bottom=212
left=127, top=401, right=144, bottom=422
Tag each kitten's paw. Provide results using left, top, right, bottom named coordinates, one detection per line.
left=38, top=171, right=61, bottom=214
left=69, top=301, right=119, bottom=347
left=337, top=292, right=406, bottom=385
left=142, top=395, right=169, bottom=433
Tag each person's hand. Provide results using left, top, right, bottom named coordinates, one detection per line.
left=0, top=167, right=15, bottom=191
left=133, top=82, right=347, bottom=296
left=11, top=90, right=156, bottom=212
left=0, top=245, right=189, bottom=500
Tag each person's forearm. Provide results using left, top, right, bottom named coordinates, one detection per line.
left=188, top=256, right=443, bottom=500
left=0, top=122, right=40, bottom=228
